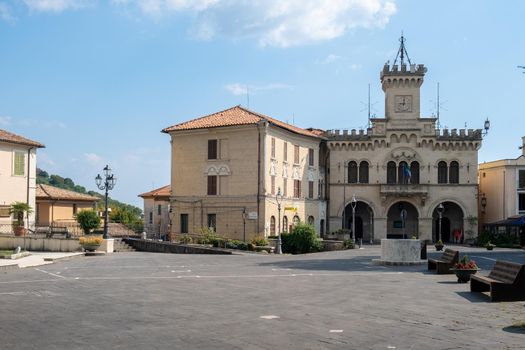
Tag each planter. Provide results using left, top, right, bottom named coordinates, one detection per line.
left=451, top=268, right=479, bottom=283
left=14, top=226, right=27, bottom=237
left=81, top=244, right=101, bottom=252
left=486, top=245, right=495, bottom=251
left=435, top=244, right=444, bottom=251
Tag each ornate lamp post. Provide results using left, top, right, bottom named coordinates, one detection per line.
left=437, top=203, right=444, bottom=242
left=95, top=165, right=116, bottom=239
left=276, top=187, right=283, bottom=254
left=351, top=194, right=357, bottom=244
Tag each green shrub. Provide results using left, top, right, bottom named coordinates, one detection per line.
left=281, top=223, right=321, bottom=254
left=75, top=210, right=101, bottom=235
left=343, top=239, right=355, bottom=249
left=179, top=235, right=192, bottom=244
left=476, top=231, right=520, bottom=248
left=251, top=235, right=268, bottom=246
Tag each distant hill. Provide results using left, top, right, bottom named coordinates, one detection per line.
left=36, top=168, right=143, bottom=219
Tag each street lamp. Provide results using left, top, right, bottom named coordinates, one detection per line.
left=482, top=118, right=490, bottom=137
left=437, top=203, right=444, bottom=242
left=276, top=187, right=283, bottom=254
left=351, top=194, right=357, bottom=245
left=95, top=165, right=116, bottom=239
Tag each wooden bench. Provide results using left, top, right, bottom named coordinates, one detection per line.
left=470, top=260, right=525, bottom=302
left=46, top=226, right=71, bottom=239
left=428, top=248, right=458, bottom=274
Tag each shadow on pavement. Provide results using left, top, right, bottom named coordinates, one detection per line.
left=455, top=291, right=490, bottom=303
left=502, top=325, right=525, bottom=334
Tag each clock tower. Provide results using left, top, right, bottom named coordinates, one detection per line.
left=381, top=35, right=426, bottom=120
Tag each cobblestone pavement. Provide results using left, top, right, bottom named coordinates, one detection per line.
left=0, top=246, right=524, bottom=349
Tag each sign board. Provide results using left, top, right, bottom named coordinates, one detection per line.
left=247, top=212, right=258, bottom=220
left=0, top=206, right=10, bottom=218
left=284, top=207, right=297, bottom=212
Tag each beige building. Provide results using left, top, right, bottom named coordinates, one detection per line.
left=0, top=129, right=44, bottom=229
left=138, top=185, right=171, bottom=238
left=478, top=136, right=525, bottom=228
left=326, top=42, right=484, bottom=243
left=36, top=184, right=99, bottom=226
left=162, top=106, right=327, bottom=240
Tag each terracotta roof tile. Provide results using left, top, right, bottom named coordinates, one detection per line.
left=0, top=129, right=45, bottom=148
left=162, top=106, right=321, bottom=139
left=138, top=185, right=171, bottom=198
left=36, top=184, right=100, bottom=202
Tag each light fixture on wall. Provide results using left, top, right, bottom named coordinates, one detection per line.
left=480, top=193, right=487, bottom=214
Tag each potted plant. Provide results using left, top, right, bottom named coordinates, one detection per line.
left=450, top=255, right=480, bottom=283
left=485, top=241, right=496, bottom=251
left=9, top=202, right=33, bottom=236
left=435, top=239, right=444, bottom=251
left=79, top=235, right=103, bottom=252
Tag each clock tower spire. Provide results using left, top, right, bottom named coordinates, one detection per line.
left=381, top=34, right=427, bottom=120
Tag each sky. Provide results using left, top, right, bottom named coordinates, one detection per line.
left=0, top=0, right=524, bottom=208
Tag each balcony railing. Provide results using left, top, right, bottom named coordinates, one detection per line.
left=380, top=184, right=429, bottom=196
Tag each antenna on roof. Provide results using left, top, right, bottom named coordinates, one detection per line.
left=292, top=113, right=295, bottom=125
left=367, top=84, right=371, bottom=128
left=360, top=83, right=377, bottom=127
left=393, top=32, right=412, bottom=66
left=246, top=85, right=250, bottom=109
left=432, top=83, right=447, bottom=130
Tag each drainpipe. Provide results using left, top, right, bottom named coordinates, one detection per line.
left=257, top=123, right=261, bottom=235
left=26, top=147, right=34, bottom=229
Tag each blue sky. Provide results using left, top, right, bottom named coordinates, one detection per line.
left=0, top=0, right=524, bottom=207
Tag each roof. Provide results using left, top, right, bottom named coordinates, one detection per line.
left=0, top=129, right=45, bottom=148
left=36, top=184, right=100, bottom=202
left=162, top=106, right=321, bottom=139
left=138, top=185, right=171, bottom=199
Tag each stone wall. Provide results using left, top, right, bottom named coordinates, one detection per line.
left=124, top=238, right=232, bottom=255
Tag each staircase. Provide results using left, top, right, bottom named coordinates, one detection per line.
left=113, top=238, right=136, bottom=253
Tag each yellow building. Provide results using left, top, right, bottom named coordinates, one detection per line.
left=36, top=184, right=99, bottom=226
left=162, top=106, right=327, bottom=240
left=139, top=185, right=171, bottom=238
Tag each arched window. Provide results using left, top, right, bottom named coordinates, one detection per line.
left=387, top=161, right=397, bottom=184
left=438, top=161, right=448, bottom=184
left=348, top=161, right=358, bottom=183
left=293, top=215, right=300, bottom=226
left=283, top=216, right=288, bottom=233
left=359, top=161, right=369, bottom=184
left=270, top=216, right=276, bottom=235
left=449, top=161, right=459, bottom=184
left=410, top=161, right=420, bottom=184
left=398, top=161, right=409, bottom=184
left=307, top=215, right=314, bottom=226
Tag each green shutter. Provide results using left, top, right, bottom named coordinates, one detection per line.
left=14, top=153, right=25, bottom=176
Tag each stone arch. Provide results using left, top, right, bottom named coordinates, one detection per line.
left=338, top=197, right=377, bottom=219
left=426, top=198, right=468, bottom=219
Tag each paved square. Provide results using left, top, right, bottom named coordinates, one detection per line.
left=1, top=246, right=524, bottom=349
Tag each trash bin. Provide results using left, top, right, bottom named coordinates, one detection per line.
left=420, top=241, right=427, bottom=260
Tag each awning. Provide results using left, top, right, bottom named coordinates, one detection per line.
left=485, top=215, right=525, bottom=227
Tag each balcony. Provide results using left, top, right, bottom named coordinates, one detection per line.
left=380, top=184, right=429, bottom=204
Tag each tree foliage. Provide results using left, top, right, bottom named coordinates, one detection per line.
left=75, top=210, right=101, bottom=234
left=281, top=222, right=321, bottom=254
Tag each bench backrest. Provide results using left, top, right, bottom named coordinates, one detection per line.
left=441, top=249, right=459, bottom=263
left=51, top=226, right=68, bottom=233
left=488, top=260, right=524, bottom=284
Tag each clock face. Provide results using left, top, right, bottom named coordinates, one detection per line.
left=395, top=95, right=413, bottom=112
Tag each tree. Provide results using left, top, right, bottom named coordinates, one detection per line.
left=75, top=210, right=101, bottom=235
left=9, top=202, right=33, bottom=226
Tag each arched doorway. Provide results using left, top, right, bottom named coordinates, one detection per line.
left=343, top=201, right=374, bottom=242
left=387, top=201, right=419, bottom=239
left=432, top=201, right=464, bottom=243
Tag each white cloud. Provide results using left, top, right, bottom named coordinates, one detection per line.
left=114, top=0, right=397, bottom=47
left=350, top=63, right=363, bottom=70
left=225, top=83, right=292, bottom=96
left=22, top=0, right=92, bottom=13
left=0, top=2, right=15, bottom=22
left=0, top=116, right=12, bottom=126
left=84, top=152, right=102, bottom=165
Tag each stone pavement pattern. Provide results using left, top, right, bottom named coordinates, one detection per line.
left=0, top=251, right=83, bottom=268
left=0, top=246, right=524, bottom=349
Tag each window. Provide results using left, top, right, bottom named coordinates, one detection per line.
left=271, top=137, right=276, bottom=158
left=308, top=148, right=314, bottom=166
left=438, top=161, right=448, bottom=184
left=180, top=214, right=189, bottom=233
left=270, top=216, right=276, bottom=235
left=283, top=142, right=288, bottom=162
left=207, top=214, right=216, bottom=232
left=308, top=181, right=314, bottom=199
left=519, top=170, right=525, bottom=189
left=293, top=215, right=300, bottom=226
left=387, top=161, right=397, bottom=184
left=293, top=180, right=301, bottom=198
left=13, top=152, right=25, bottom=176
left=449, top=161, right=459, bottom=184
left=157, top=204, right=162, bottom=215
left=359, top=161, right=369, bottom=184
left=208, top=139, right=218, bottom=160
left=283, top=216, right=288, bottom=233
left=307, top=216, right=314, bottom=226
left=283, top=179, right=287, bottom=197
left=271, top=176, right=275, bottom=195
left=73, top=204, right=78, bottom=215
left=149, top=212, right=153, bottom=224
left=519, top=194, right=525, bottom=212
left=320, top=219, right=325, bottom=235
left=207, top=175, right=217, bottom=195
left=410, top=161, right=420, bottom=184
left=348, top=161, right=358, bottom=183
left=398, top=161, right=409, bottom=184
left=294, top=145, right=300, bottom=164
